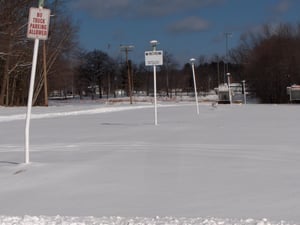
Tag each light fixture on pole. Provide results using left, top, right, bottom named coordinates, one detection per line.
left=150, top=40, right=158, bottom=51
left=190, top=58, right=199, bottom=115
left=227, top=72, right=232, bottom=104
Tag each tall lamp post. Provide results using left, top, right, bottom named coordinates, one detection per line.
left=190, top=58, right=199, bottom=115
left=120, top=45, right=134, bottom=104
left=227, top=72, right=232, bottom=104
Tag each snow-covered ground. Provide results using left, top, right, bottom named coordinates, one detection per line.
left=1, top=100, right=300, bottom=224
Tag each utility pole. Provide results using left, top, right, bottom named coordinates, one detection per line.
left=43, top=41, right=48, bottom=106
left=120, top=45, right=134, bottom=104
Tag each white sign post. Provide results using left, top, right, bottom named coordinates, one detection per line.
left=242, top=80, right=246, bottom=104
left=25, top=6, right=50, bottom=164
left=145, top=41, right=163, bottom=125
left=227, top=72, right=232, bottom=104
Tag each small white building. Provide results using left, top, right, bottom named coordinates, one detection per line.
left=287, top=85, right=300, bottom=102
left=214, top=84, right=233, bottom=104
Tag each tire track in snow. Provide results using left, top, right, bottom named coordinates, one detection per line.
left=0, top=142, right=298, bottom=163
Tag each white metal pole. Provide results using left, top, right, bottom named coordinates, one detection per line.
left=191, top=61, right=199, bottom=115
left=25, top=38, right=40, bottom=164
left=150, top=40, right=159, bottom=126
left=153, top=65, right=158, bottom=125
left=227, top=73, right=232, bottom=104
left=242, top=80, right=246, bottom=104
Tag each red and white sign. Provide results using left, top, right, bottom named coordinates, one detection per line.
left=27, top=7, right=51, bottom=40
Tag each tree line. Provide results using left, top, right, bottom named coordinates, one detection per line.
left=1, top=0, right=300, bottom=105
left=231, top=23, right=300, bottom=103
left=75, top=50, right=243, bottom=100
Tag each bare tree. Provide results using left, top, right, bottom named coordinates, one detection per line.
left=233, top=23, right=300, bottom=103
left=0, top=0, right=79, bottom=106
left=159, top=51, right=179, bottom=97
left=32, top=14, right=79, bottom=105
left=0, top=0, right=34, bottom=105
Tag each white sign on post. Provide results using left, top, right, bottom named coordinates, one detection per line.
left=145, top=49, right=163, bottom=125
left=25, top=6, right=51, bottom=164
left=27, top=7, right=51, bottom=40
left=145, top=50, right=163, bottom=66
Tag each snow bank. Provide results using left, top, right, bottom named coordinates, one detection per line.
left=0, top=216, right=296, bottom=225
left=1, top=103, right=300, bottom=223
left=0, top=105, right=154, bottom=122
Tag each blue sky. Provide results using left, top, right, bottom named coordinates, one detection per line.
left=68, top=0, right=300, bottom=66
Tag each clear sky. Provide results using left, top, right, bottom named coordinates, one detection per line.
left=68, top=0, right=300, bottom=66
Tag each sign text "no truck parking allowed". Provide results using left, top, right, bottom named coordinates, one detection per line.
left=27, top=7, right=51, bottom=40
left=145, top=50, right=163, bottom=66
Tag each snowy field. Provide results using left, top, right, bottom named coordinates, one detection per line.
left=0, top=100, right=300, bottom=225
